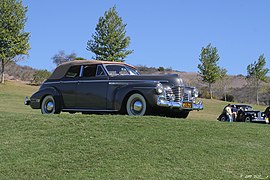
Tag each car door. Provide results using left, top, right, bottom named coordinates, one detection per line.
left=76, top=64, right=109, bottom=110
left=59, top=65, right=81, bottom=108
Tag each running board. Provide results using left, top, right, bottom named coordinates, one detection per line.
left=62, top=108, right=118, bottom=112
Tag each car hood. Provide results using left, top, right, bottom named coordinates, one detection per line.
left=109, top=74, right=184, bottom=87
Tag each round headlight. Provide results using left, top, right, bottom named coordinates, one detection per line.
left=193, top=88, right=199, bottom=98
left=156, top=83, right=164, bottom=94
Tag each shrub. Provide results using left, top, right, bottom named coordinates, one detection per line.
left=32, top=70, right=51, bottom=85
left=199, top=87, right=212, bottom=99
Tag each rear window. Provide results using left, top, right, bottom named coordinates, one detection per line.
left=65, top=66, right=81, bottom=78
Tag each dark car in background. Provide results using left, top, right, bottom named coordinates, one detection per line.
left=217, top=104, right=266, bottom=123
left=25, top=60, right=203, bottom=118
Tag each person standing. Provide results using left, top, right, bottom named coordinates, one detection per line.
left=231, top=105, right=238, bottom=121
left=264, top=106, right=270, bottom=124
left=225, top=104, right=233, bottom=122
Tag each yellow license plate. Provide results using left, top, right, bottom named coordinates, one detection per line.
left=183, top=102, right=192, bottom=108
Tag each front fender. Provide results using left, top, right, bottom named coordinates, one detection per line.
left=111, top=82, right=159, bottom=111
left=30, top=87, right=62, bottom=109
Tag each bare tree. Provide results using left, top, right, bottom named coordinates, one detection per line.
left=52, top=50, right=77, bottom=66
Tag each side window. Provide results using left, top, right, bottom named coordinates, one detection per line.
left=96, top=65, right=106, bottom=76
left=82, top=65, right=97, bottom=77
left=65, top=66, right=81, bottom=78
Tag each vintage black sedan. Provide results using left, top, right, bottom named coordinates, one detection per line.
left=217, top=104, right=266, bottom=122
left=25, top=60, right=203, bottom=118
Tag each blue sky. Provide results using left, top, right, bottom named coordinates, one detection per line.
left=20, top=0, right=270, bottom=75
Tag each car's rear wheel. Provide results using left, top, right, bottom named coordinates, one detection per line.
left=126, top=93, right=147, bottom=116
left=41, top=95, right=60, bottom=114
left=244, top=116, right=251, bottom=123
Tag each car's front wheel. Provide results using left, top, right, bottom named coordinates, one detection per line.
left=41, top=95, right=60, bottom=114
left=126, top=93, right=147, bottom=116
left=220, top=115, right=227, bottom=122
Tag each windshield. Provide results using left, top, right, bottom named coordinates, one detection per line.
left=104, top=64, right=140, bottom=76
left=243, top=106, right=253, bottom=111
left=237, top=105, right=253, bottom=111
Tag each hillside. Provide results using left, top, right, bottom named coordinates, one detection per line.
left=136, top=65, right=247, bottom=88
left=2, top=62, right=37, bottom=82
left=0, top=81, right=269, bottom=179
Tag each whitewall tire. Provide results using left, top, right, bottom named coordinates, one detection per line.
left=41, top=95, right=56, bottom=114
left=126, top=93, right=147, bottom=116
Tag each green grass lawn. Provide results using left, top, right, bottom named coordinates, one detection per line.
left=0, top=81, right=269, bottom=179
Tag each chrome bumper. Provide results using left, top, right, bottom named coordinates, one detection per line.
left=24, top=96, right=30, bottom=105
left=157, top=96, right=203, bottom=110
left=252, top=117, right=266, bottom=122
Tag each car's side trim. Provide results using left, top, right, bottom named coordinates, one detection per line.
left=44, top=79, right=163, bottom=85
left=43, top=81, right=60, bottom=85
left=109, top=82, right=128, bottom=85
left=133, top=87, right=155, bottom=89
left=60, top=81, right=78, bottom=84
left=78, top=80, right=109, bottom=83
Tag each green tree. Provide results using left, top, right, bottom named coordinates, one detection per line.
left=86, top=6, right=133, bottom=62
left=0, top=0, right=30, bottom=83
left=247, top=54, right=269, bottom=104
left=32, top=69, right=51, bottom=85
left=197, top=43, right=227, bottom=99
left=52, top=50, right=76, bottom=66
left=158, top=66, right=165, bottom=72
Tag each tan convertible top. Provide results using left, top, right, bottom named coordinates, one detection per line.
left=48, top=60, right=136, bottom=80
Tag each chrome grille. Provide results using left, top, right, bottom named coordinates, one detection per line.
left=183, top=93, right=189, bottom=101
left=172, top=86, right=184, bottom=102
left=165, top=88, right=173, bottom=101
left=184, top=90, right=192, bottom=101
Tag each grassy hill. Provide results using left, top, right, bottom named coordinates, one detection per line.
left=0, top=81, right=269, bottom=179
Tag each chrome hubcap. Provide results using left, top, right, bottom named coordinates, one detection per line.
left=46, top=101, right=54, bottom=112
left=133, top=101, right=143, bottom=112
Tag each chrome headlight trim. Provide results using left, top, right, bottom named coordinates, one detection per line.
left=155, top=83, right=164, bottom=94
